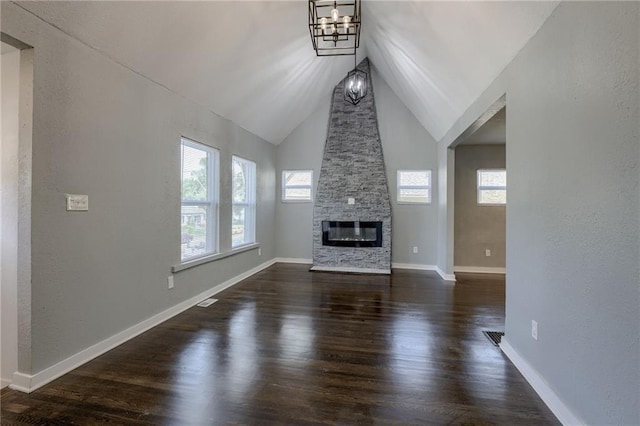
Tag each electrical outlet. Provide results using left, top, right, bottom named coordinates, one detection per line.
left=412, top=246, right=418, bottom=254
left=485, top=249, right=491, bottom=257
left=167, top=276, right=174, bottom=290
left=258, top=248, right=262, bottom=257
left=531, top=320, right=538, bottom=340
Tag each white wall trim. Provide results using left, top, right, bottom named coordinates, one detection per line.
left=500, top=338, right=584, bottom=426
left=391, top=262, right=437, bottom=271
left=454, top=266, right=506, bottom=274
left=275, top=257, right=313, bottom=264
left=436, top=266, right=457, bottom=282
left=1, top=378, right=12, bottom=389
left=173, top=243, right=260, bottom=273
left=310, top=265, right=391, bottom=275
left=9, top=258, right=277, bottom=394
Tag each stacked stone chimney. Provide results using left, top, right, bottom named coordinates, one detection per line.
left=312, top=59, right=391, bottom=273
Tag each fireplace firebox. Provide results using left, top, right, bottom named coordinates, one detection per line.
left=321, top=221, right=383, bottom=247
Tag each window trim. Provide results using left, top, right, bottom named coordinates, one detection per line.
left=232, top=155, right=257, bottom=248
left=281, top=169, right=314, bottom=203
left=477, top=168, right=507, bottom=206
left=180, top=137, right=220, bottom=262
left=397, top=169, right=432, bottom=204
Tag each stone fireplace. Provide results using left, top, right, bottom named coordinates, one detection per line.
left=311, top=59, right=391, bottom=274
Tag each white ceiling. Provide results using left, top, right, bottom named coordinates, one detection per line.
left=16, top=1, right=558, bottom=145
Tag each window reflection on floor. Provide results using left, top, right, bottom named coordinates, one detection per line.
left=279, top=313, right=314, bottom=361
left=390, top=314, right=434, bottom=390
left=228, top=302, right=258, bottom=402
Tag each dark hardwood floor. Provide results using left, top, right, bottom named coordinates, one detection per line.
left=1, top=264, right=559, bottom=425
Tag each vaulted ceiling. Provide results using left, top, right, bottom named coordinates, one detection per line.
left=17, top=1, right=558, bottom=145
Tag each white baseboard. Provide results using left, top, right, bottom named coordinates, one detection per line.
left=310, top=265, right=391, bottom=274
left=392, top=263, right=456, bottom=282
left=275, top=257, right=313, bottom=264
left=1, top=378, right=11, bottom=389
left=9, top=258, right=277, bottom=394
left=436, top=266, right=456, bottom=282
left=500, top=338, right=584, bottom=426
left=391, top=262, right=437, bottom=271
left=454, top=266, right=506, bottom=274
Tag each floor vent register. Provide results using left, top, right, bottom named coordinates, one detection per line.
left=482, top=331, right=505, bottom=346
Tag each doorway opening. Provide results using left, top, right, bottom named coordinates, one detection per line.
left=453, top=105, right=507, bottom=275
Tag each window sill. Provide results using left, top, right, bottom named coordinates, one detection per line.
left=173, top=243, right=260, bottom=273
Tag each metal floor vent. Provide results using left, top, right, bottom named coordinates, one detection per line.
left=483, top=331, right=505, bottom=346
left=197, top=298, right=218, bottom=308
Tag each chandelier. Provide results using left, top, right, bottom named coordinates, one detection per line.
left=308, top=1, right=361, bottom=57
left=344, top=56, right=367, bottom=105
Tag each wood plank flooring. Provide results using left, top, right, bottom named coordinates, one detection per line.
left=1, top=264, right=559, bottom=425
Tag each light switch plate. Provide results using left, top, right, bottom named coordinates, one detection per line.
left=66, top=194, right=88, bottom=211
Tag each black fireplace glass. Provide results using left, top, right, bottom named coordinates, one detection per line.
left=321, top=221, right=383, bottom=247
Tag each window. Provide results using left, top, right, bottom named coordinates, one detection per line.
left=180, top=138, right=219, bottom=261
left=282, top=170, right=313, bottom=202
left=232, top=156, right=256, bottom=247
left=477, top=169, right=506, bottom=205
left=397, top=170, right=432, bottom=204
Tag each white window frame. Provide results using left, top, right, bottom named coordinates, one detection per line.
left=397, top=169, right=432, bottom=204
left=180, top=137, right=219, bottom=261
left=282, top=170, right=314, bottom=202
left=477, top=169, right=507, bottom=206
left=232, top=155, right=257, bottom=248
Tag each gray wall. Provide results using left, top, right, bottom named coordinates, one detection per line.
left=374, top=66, right=439, bottom=266
left=2, top=2, right=276, bottom=375
left=1, top=47, right=20, bottom=385
left=277, top=65, right=439, bottom=266
left=454, top=145, right=506, bottom=269
left=439, top=2, right=639, bottom=424
left=436, top=142, right=454, bottom=278
left=276, top=97, right=329, bottom=260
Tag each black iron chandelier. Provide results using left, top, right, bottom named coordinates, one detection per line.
left=309, top=1, right=367, bottom=105
left=308, top=0, right=361, bottom=57
left=344, top=55, right=367, bottom=105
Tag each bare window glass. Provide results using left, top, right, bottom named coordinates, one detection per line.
left=232, top=156, right=256, bottom=247
left=282, top=170, right=313, bottom=202
left=181, top=138, right=219, bottom=261
left=477, top=169, right=506, bottom=205
left=397, top=170, right=432, bottom=204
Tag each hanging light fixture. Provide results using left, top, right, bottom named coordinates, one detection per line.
left=308, top=0, right=361, bottom=56
left=344, top=55, right=367, bottom=105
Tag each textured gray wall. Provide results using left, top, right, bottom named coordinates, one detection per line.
left=437, top=142, right=454, bottom=277
left=276, top=66, right=438, bottom=266
left=275, top=96, right=330, bottom=260
left=1, top=48, right=20, bottom=384
left=2, top=2, right=276, bottom=374
left=313, top=59, right=391, bottom=271
left=439, top=2, right=639, bottom=423
left=454, top=145, right=506, bottom=268
left=374, top=67, right=439, bottom=266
